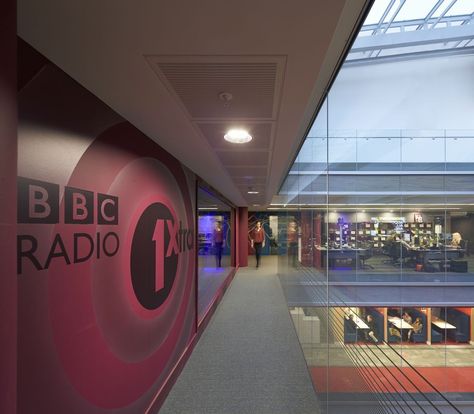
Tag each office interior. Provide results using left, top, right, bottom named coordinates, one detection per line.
left=7, top=0, right=474, bottom=413
left=274, top=207, right=474, bottom=283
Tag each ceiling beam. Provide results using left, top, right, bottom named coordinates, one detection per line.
left=352, top=23, right=474, bottom=52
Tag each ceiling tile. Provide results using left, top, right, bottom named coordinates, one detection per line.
left=147, top=55, right=286, bottom=120
left=217, top=151, right=268, bottom=167
left=226, top=166, right=268, bottom=176
left=232, top=176, right=267, bottom=184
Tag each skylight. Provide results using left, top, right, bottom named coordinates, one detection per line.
left=394, top=0, right=439, bottom=22
left=346, top=0, right=474, bottom=63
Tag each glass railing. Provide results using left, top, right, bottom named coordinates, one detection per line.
left=290, top=130, right=474, bottom=171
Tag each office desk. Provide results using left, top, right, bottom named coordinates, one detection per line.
left=345, top=314, right=369, bottom=329
left=388, top=317, right=413, bottom=330
left=432, top=319, right=456, bottom=330
left=353, top=315, right=369, bottom=329
left=432, top=319, right=456, bottom=341
left=410, top=248, right=463, bottom=264
left=317, top=247, right=368, bottom=269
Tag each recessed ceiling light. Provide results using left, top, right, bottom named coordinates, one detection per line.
left=224, top=129, right=252, bottom=144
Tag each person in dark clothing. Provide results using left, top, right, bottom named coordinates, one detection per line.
left=365, top=314, right=379, bottom=343
left=251, top=221, right=265, bottom=268
left=287, top=220, right=298, bottom=268
left=213, top=221, right=224, bottom=267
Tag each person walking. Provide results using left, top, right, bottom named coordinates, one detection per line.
left=213, top=221, right=224, bottom=267
left=251, top=221, right=265, bottom=268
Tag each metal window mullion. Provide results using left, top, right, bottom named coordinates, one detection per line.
left=429, top=0, right=458, bottom=29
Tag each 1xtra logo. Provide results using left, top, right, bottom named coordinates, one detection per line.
left=130, top=202, right=194, bottom=310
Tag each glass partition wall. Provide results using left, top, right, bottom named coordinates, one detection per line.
left=197, top=186, right=234, bottom=323
left=277, top=1, right=474, bottom=412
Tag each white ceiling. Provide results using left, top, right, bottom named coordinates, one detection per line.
left=18, top=0, right=369, bottom=207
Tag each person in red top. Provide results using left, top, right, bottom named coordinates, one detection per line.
left=213, top=221, right=225, bottom=267
left=251, top=221, right=265, bottom=268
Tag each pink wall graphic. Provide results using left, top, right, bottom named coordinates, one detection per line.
left=18, top=42, right=196, bottom=413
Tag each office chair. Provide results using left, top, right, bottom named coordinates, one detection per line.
left=359, top=248, right=374, bottom=269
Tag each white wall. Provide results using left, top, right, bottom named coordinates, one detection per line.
left=324, top=53, right=474, bottom=131
left=302, top=53, right=474, bottom=164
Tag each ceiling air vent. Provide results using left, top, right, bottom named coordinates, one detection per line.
left=146, top=55, right=286, bottom=120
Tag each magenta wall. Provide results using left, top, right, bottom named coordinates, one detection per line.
left=17, top=42, right=197, bottom=413
left=0, top=2, right=17, bottom=414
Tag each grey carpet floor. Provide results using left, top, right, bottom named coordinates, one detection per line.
left=158, top=256, right=320, bottom=414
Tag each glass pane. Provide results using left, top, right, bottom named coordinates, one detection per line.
left=275, top=0, right=474, bottom=411
left=395, top=0, right=439, bottom=21
left=443, top=0, right=474, bottom=16
left=364, top=0, right=392, bottom=25
left=197, top=187, right=234, bottom=322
